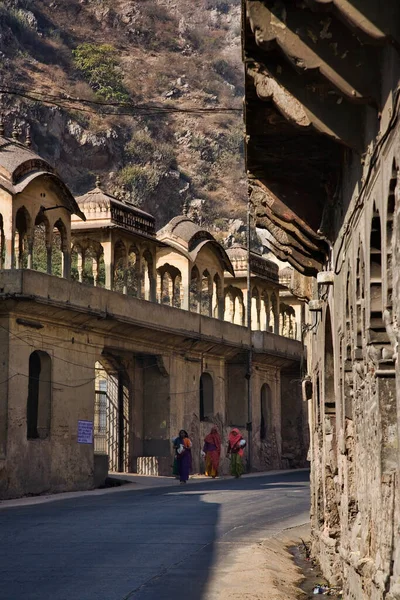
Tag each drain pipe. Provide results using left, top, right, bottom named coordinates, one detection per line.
left=246, top=199, right=253, bottom=471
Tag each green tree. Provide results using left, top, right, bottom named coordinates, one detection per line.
left=72, top=43, right=128, bottom=101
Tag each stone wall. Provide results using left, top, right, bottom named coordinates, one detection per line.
left=308, top=49, right=400, bottom=598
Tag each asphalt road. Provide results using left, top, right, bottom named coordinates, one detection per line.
left=0, top=471, right=310, bottom=600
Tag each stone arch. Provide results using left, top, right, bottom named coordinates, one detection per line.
left=161, top=270, right=173, bottom=305
left=201, top=269, right=213, bottom=316
left=95, top=358, right=130, bottom=473
left=27, top=350, right=52, bottom=440
left=127, top=245, right=140, bottom=297
left=386, top=159, right=397, bottom=312
left=369, top=205, right=390, bottom=350
left=224, top=288, right=235, bottom=323
left=51, top=218, right=68, bottom=277
left=32, top=211, right=51, bottom=273
left=344, top=270, right=354, bottom=419
left=15, top=206, right=32, bottom=269
left=157, top=263, right=182, bottom=307
left=355, top=242, right=365, bottom=359
left=260, top=382, right=272, bottom=440
left=173, top=273, right=182, bottom=308
left=324, top=305, right=335, bottom=416
left=200, top=372, right=214, bottom=421
left=142, top=249, right=154, bottom=301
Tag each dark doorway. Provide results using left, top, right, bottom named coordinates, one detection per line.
left=200, top=373, right=214, bottom=421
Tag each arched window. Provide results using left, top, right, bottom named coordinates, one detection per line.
left=344, top=271, right=353, bottom=419
left=260, top=383, right=272, bottom=440
left=234, top=292, right=245, bottom=326
left=51, top=219, right=68, bottom=278
left=355, top=244, right=365, bottom=359
left=32, top=212, right=50, bottom=273
left=224, top=289, right=235, bottom=323
left=173, top=274, right=182, bottom=308
left=324, top=307, right=335, bottom=415
left=127, top=246, right=140, bottom=297
left=201, top=270, right=212, bottom=316
left=15, top=206, right=32, bottom=269
left=200, top=372, right=214, bottom=421
left=369, top=206, right=391, bottom=353
left=27, top=351, right=52, bottom=439
left=386, top=161, right=396, bottom=312
left=161, top=271, right=173, bottom=305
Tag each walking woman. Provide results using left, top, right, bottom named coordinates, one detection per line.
left=227, top=428, right=246, bottom=478
left=202, top=426, right=221, bottom=478
left=173, top=429, right=192, bottom=484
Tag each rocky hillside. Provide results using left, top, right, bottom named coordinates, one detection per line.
left=0, top=0, right=246, bottom=230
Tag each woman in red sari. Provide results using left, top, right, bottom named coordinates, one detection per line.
left=227, top=428, right=246, bottom=478
left=202, top=427, right=221, bottom=478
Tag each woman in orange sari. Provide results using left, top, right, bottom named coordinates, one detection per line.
left=202, top=427, right=221, bottom=478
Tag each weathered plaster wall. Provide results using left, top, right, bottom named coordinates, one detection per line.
left=0, top=270, right=305, bottom=498
left=309, top=58, right=400, bottom=597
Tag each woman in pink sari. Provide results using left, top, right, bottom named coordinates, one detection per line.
left=227, top=428, right=246, bottom=478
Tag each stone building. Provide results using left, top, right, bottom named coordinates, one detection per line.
left=0, top=129, right=306, bottom=499
left=243, top=1, right=400, bottom=598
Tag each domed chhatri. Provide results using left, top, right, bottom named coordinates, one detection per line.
left=0, top=131, right=84, bottom=272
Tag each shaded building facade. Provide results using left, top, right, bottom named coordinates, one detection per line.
left=0, top=130, right=306, bottom=499
left=243, top=2, right=400, bottom=598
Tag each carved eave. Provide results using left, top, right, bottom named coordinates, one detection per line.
left=244, top=0, right=399, bottom=275
left=247, top=1, right=380, bottom=105
left=250, top=180, right=329, bottom=275
left=305, top=0, right=400, bottom=46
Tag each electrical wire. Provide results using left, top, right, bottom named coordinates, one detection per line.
left=0, top=86, right=243, bottom=116
left=0, top=322, right=243, bottom=396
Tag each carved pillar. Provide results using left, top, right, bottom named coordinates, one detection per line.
left=92, top=256, right=99, bottom=287
left=62, top=250, right=71, bottom=279
left=136, top=253, right=143, bottom=299
left=156, top=270, right=162, bottom=303
left=46, top=245, right=52, bottom=274
left=101, top=239, right=113, bottom=290
left=27, top=236, right=33, bottom=270
left=77, top=249, right=85, bottom=283
left=208, top=276, right=213, bottom=317
left=181, top=265, right=190, bottom=311
left=13, top=232, right=20, bottom=269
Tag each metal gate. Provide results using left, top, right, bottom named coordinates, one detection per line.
left=95, top=363, right=130, bottom=473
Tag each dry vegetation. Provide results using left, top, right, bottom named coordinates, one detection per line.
left=0, top=0, right=246, bottom=227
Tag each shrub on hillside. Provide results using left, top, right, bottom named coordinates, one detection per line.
left=126, top=131, right=176, bottom=169
left=73, top=43, right=129, bottom=101
left=117, top=165, right=159, bottom=205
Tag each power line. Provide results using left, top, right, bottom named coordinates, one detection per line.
left=0, top=86, right=243, bottom=117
